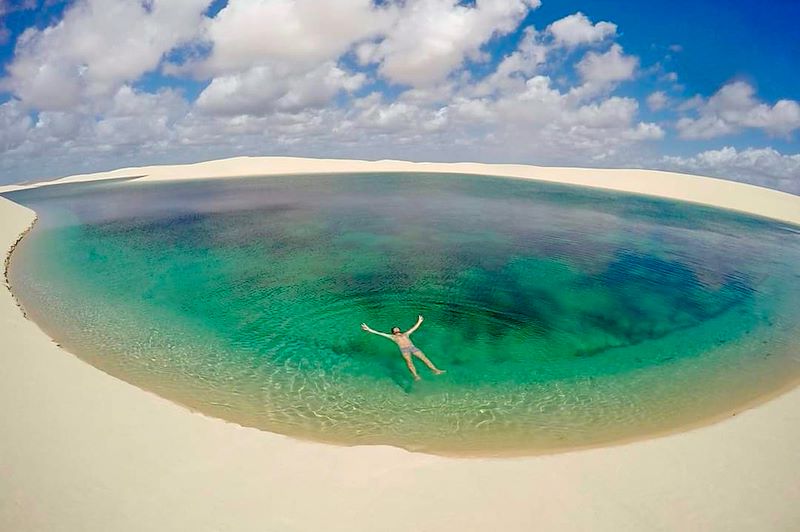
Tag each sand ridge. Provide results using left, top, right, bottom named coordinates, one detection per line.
left=3, top=156, right=800, bottom=226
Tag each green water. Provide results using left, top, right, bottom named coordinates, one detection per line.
left=5, top=173, right=800, bottom=454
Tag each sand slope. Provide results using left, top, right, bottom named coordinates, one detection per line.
left=3, top=156, right=799, bottom=225
left=1, top=158, right=799, bottom=532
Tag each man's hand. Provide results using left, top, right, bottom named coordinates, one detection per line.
left=418, top=315, right=424, bottom=322
left=361, top=323, right=370, bottom=331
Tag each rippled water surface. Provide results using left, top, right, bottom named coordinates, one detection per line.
left=5, top=173, right=800, bottom=454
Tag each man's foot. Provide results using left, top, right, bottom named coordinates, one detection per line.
left=433, top=369, right=445, bottom=375
left=413, top=375, right=422, bottom=381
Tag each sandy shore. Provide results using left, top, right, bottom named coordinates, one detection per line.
left=5, top=156, right=800, bottom=225
left=1, top=157, right=799, bottom=531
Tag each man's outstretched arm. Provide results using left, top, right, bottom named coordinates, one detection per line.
left=361, top=323, right=394, bottom=340
left=405, top=315, right=424, bottom=335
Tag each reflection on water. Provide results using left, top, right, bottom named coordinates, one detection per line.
left=5, top=173, right=800, bottom=454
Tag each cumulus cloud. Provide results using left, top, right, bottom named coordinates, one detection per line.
left=197, top=0, right=394, bottom=75
left=0, top=3, right=666, bottom=183
left=0, top=1, right=795, bottom=196
left=646, top=91, right=668, bottom=111
left=194, top=0, right=539, bottom=88
left=676, top=81, right=800, bottom=139
left=2, top=0, right=210, bottom=110
left=576, top=44, right=637, bottom=85
left=196, top=62, right=365, bottom=116
left=662, top=146, right=800, bottom=193
left=546, top=12, right=616, bottom=48
left=364, top=0, right=539, bottom=87
left=471, top=27, right=548, bottom=96
left=473, top=11, right=627, bottom=101
left=6, top=85, right=187, bottom=157
left=566, top=43, right=638, bottom=102
left=0, top=99, right=32, bottom=152
left=186, top=0, right=541, bottom=121
left=93, top=86, right=188, bottom=149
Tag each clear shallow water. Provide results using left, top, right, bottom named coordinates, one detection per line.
left=5, top=173, right=800, bottom=454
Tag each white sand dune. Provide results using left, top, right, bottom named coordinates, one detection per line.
left=1, top=157, right=799, bottom=532
left=4, top=156, right=799, bottom=225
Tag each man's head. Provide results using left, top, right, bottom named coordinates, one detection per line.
left=391, top=326, right=401, bottom=335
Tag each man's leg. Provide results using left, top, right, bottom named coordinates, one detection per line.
left=413, top=350, right=445, bottom=375
left=403, top=353, right=421, bottom=381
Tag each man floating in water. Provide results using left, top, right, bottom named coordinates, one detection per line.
left=361, top=315, right=445, bottom=381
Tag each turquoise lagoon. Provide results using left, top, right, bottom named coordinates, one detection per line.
left=4, top=173, right=800, bottom=454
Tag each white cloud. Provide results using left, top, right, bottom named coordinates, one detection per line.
left=352, top=93, right=449, bottom=134
left=474, top=12, right=629, bottom=101
left=196, top=62, right=365, bottom=116
left=1, top=0, right=795, bottom=197
left=0, top=84, right=195, bottom=182
left=576, top=44, right=638, bottom=85
left=93, top=86, right=188, bottom=148
left=449, top=73, right=664, bottom=162
left=2, top=0, right=210, bottom=110
left=567, top=43, right=638, bottom=102
left=662, top=146, right=800, bottom=193
left=22, top=86, right=187, bottom=153
left=195, top=0, right=539, bottom=88
left=0, top=1, right=665, bottom=183
left=326, top=73, right=663, bottom=165
left=646, top=91, right=668, bottom=111
left=0, top=99, right=32, bottom=152
left=471, top=26, right=547, bottom=96
left=189, top=0, right=540, bottom=118
left=366, top=0, right=539, bottom=87
left=546, top=12, right=616, bottom=48
left=198, top=0, right=394, bottom=75
left=676, top=81, right=800, bottom=139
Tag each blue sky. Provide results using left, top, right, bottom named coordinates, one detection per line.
left=0, top=0, right=798, bottom=191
